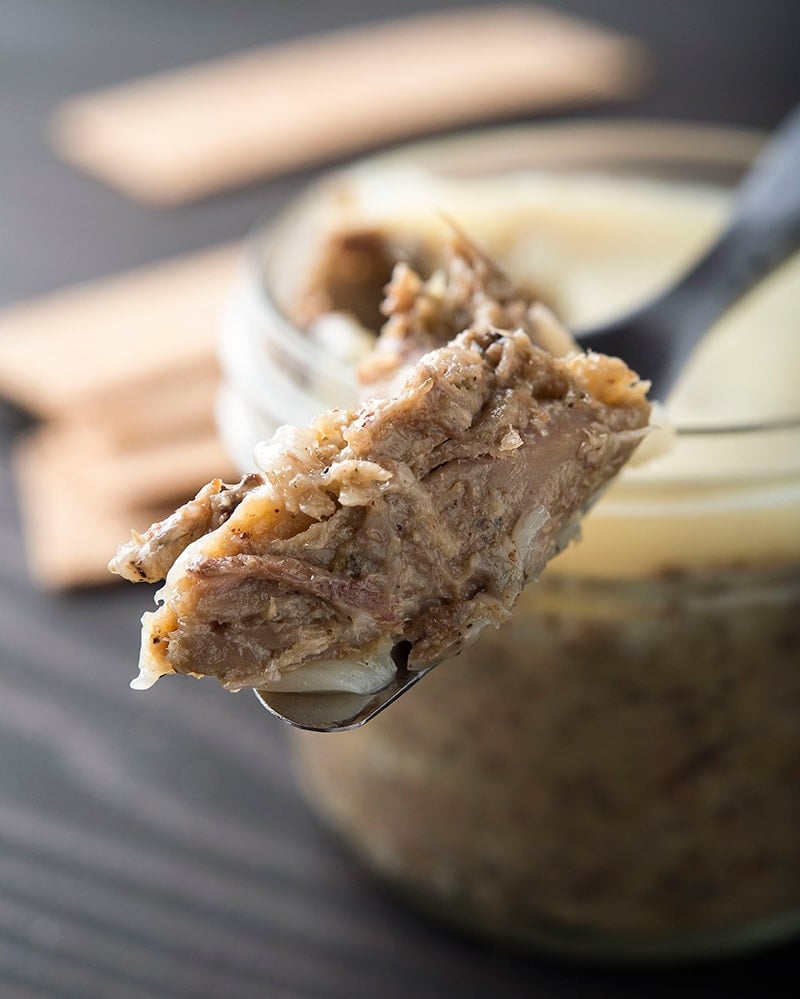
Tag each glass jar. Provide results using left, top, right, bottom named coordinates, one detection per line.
left=218, top=123, right=800, bottom=961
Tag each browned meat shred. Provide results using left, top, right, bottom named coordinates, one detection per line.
left=290, top=228, right=435, bottom=333
left=358, top=228, right=573, bottom=389
left=109, top=473, right=262, bottom=583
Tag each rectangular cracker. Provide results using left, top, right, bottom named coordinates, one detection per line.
left=14, top=428, right=173, bottom=589
left=70, top=358, right=221, bottom=450
left=49, top=6, right=648, bottom=205
left=15, top=421, right=239, bottom=587
left=0, top=243, right=239, bottom=418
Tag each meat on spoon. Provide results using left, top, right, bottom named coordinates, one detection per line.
left=110, top=242, right=649, bottom=694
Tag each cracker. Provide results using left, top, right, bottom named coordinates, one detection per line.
left=70, top=359, right=221, bottom=450
left=14, top=421, right=240, bottom=587
left=0, top=243, right=239, bottom=417
left=79, top=427, right=238, bottom=511
left=14, top=428, right=172, bottom=589
left=50, top=6, right=648, bottom=205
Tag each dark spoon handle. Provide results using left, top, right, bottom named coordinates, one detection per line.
left=579, top=102, right=800, bottom=399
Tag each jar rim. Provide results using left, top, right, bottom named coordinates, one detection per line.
left=243, top=118, right=800, bottom=439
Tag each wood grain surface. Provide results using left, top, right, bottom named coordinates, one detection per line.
left=1, top=1, right=799, bottom=996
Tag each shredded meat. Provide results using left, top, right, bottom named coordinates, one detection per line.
left=358, top=227, right=573, bottom=391
left=290, top=228, right=435, bottom=333
left=111, top=323, right=649, bottom=691
left=110, top=474, right=261, bottom=583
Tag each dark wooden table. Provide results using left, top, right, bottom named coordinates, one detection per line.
left=1, top=2, right=799, bottom=996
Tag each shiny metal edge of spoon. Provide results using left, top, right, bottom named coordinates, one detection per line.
left=254, top=649, right=439, bottom=732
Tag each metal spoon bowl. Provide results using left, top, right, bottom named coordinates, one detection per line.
left=256, top=647, right=437, bottom=732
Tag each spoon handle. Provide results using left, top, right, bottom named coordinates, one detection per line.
left=665, top=103, right=800, bottom=337
left=581, top=103, right=800, bottom=398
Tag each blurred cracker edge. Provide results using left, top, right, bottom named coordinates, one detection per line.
left=13, top=426, right=172, bottom=589
left=1, top=244, right=242, bottom=588
left=14, top=422, right=238, bottom=590
left=0, top=243, right=240, bottom=418
left=48, top=4, right=651, bottom=207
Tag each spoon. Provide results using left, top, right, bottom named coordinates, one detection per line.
left=256, top=103, right=800, bottom=732
left=256, top=644, right=438, bottom=732
left=578, top=102, right=800, bottom=400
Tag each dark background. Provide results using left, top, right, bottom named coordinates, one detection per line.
left=1, top=2, right=799, bottom=996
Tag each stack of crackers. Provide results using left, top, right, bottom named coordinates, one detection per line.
left=1, top=245, right=241, bottom=588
